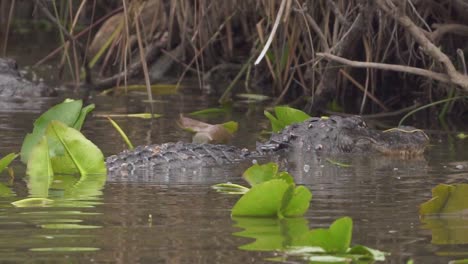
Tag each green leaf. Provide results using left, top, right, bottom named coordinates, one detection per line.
left=420, top=184, right=468, bottom=215
left=264, top=110, right=284, bottom=133
left=26, top=136, right=53, bottom=197
left=46, top=121, right=106, bottom=175
left=107, top=117, right=134, bottom=149
left=189, top=107, right=228, bottom=117
left=326, top=158, right=352, bottom=168
left=211, top=183, right=250, bottom=194
left=233, top=217, right=311, bottom=251
left=277, top=171, right=295, bottom=185
left=0, top=183, right=14, bottom=197
left=73, top=104, right=95, bottom=130
left=221, top=121, right=239, bottom=134
left=242, top=163, right=279, bottom=186
left=20, top=99, right=87, bottom=163
left=232, top=179, right=290, bottom=217
left=12, top=198, right=54, bottom=207
left=457, top=133, right=468, bottom=139
left=97, top=113, right=162, bottom=119
left=274, top=106, right=310, bottom=126
left=265, top=106, right=310, bottom=132
left=0, top=153, right=18, bottom=174
left=282, top=186, right=312, bottom=217
left=306, top=217, right=353, bottom=254
left=236, top=93, right=270, bottom=102
left=348, top=245, right=387, bottom=261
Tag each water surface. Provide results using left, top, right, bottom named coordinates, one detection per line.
left=0, top=92, right=467, bottom=263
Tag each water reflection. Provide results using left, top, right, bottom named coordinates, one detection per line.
left=0, top=93, right=466, bottom=262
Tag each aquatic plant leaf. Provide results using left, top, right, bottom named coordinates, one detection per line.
left=264, top=110, right=285, bottom=132
left=242, top=163, right=279, bottom=186
left=211, top=183, right=250, bottom=194
left=221, top=121, right=239, bottom=134
left=306, top=217, right=353, bottom=254
left=107, top=117, right=134, bottom=149
left=12, top=198, right=54, bottom=207
left=265, top=106, right=310, bottom=132
left=73, top=104, right=95, bottom=130
left=97, top=113, right=162, bottom=119
left=326, top=158, right=352, bottom=168
left=26, top=136, right=53, bottom=197
left=306, top=255, right=350, bottom=262
left=101, top=84, right=178, bottom=96
left=233, top=217, right=311, bottom=251
left=40, top=224, right=101, bottom=229
left=179, top=115, right=236, bottom=144
left=419, top=184, right=468, bottom=215
left=282, top=186, right=312, bottom=217
left=46, top=121, right=106, bottom=175
left=0, top=153, right=18, bottom=174
left=348, top=245, right=387, bottom=261
left=0, top=183, right=13, bottom=197
left=29, top=247, right=99, bottom=252
left=189, top=107, right=228, bottom=117
left=64, top=173, right=107, bottom=198
left=232, top=179, right=290, bottom=217
left=274, top=106, right=310, bottom=126
left=20, top=99, right=88, bottom=163
left=277, top=171, right=294, bottom=185
left=236, top=93, right=270, bottom=102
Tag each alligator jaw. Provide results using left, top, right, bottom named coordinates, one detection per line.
left=366, top=127, right=429, bottom=157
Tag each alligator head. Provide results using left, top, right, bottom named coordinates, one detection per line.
left=261, top=115, right=429, bottom=157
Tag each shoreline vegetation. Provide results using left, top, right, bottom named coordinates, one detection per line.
left=1, top=0, right=468, bottom=115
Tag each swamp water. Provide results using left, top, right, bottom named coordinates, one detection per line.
left=0, top=92, right=466, bottom=263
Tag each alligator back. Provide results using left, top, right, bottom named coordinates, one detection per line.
left=106, top=142, right=253, bottom=178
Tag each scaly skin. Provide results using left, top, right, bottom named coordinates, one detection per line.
left=0, top=58, right=52, bottom=97
left=106, top=116, right=429, bottom=177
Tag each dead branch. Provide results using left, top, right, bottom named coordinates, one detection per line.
left=429, top=23, right=468, bottom=43
left=316, top=52, right=451, bottom=83
left=376, top=0, right=468, bottom=91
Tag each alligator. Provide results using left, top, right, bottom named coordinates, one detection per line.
left=0, top=58, right=53, bottom=97
left=106, top=115, right=429, bottom=178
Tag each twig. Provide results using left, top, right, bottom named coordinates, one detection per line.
left=429, top=23, right=468, bottom=43
left=376, top=0, right=468, bottom=91
left=316, top=52, right=451, bottom=83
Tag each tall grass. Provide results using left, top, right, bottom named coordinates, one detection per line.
left=2, top=0, right=468, bottom=115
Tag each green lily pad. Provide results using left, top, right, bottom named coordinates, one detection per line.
left=12, top=198, right=54, bottom=207
left=232, top=179, right=290, bottom=217
left=73, top=103, right=95, bottom=130
left=420, top=184, right=468, bottom=215
left=348, top=245, right=387, bottom=261
left=0, top=153, right=18, bottom=174
left=233, top=217, right=311, bottom=251
left=282, top=186, right=312, bottom=217
left=242, top=163, right=279, bottom=186
left=20, top=99, right=85, bottom=163
left=265, top=106, right=311, bottom=132
left=46, top=121, right=106, bottom=176
left=306, top=217, right=353, bottom=254
left=26, top=136, right=53, bottom=197
left=0, top=183, right=14, bottom=197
